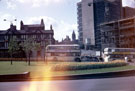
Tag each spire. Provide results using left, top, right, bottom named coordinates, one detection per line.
left=20, top=20, right=24, bottom=30
left=20, top=20, right=23, bottom=26
left=50, top=25, right=53, bottom=30
left=72, top=30, right=76, bottom=42
left=41, top=19, right=45, bottom=30
left=41, top=19, right=44, bottom=25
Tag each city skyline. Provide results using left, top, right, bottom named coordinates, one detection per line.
left=0, top=0, right=134, bottom=41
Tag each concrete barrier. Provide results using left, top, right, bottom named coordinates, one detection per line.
left=27, top=69, right=135, bottom=81
left=0, top=70, right=135, bottom=82
left=0, top=72, right=30, bottom=82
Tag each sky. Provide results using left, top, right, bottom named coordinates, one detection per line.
left=0, top=0, right=134, bottom=41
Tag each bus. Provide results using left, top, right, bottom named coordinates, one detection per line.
left=103, top=48, right=135, bottom=62
left=45, top=44, right=81, bottom=62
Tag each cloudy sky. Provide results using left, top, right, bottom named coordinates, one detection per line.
left=0, top=0, right=134, bottom=41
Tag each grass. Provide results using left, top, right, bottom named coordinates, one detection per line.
left=0, top=61, right=135, bottom=78
left=0, top=61, right=51, bottom=78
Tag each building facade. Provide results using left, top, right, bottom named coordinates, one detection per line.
left=77, top=0, right=122, bottom=50
left=101, top=17, right=135, bottom=50
left=122, top=6, right=135, bottom=19
left=77, top=0, right=95, bottom=46
left=0, top=19, right=55, bottom=59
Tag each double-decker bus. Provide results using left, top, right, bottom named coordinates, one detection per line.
left=103, top=48, right=135, bottom=62
left=45, top=44, right=81, bottom=62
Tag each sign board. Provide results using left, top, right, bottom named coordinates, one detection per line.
left=96, top=51, right=100, bottom=56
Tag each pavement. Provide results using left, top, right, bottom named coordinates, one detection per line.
left=0, top=76, right=135, bottom=91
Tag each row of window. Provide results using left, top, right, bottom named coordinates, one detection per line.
left=110, top=54, right=135, bottom=59
left=0, top=40, right=51, bottom=49
left=0, top=34, right=52, bottom=40
left=102, top=31, right=117, bottom=37
left=107, top=48, right=135, bottom=52
left=46, top=52, right=80, bottom=56
left=47, top=46, right=80, bottom=50
left=119, top=19, right=134, bottom=27
left=102, top=38, right=115, bottom=43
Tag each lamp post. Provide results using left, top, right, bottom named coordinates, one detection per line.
left=4, top=19, right=17, bottom=65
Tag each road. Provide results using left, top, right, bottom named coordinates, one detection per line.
left=0, top=76, right=135, bottom=91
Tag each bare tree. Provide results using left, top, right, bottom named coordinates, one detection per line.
left=20, top=37, right=35, bottom=66
left=8, top=37, right=20, bottom=65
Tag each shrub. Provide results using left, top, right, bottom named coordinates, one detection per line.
left=51, top=61, right=128, bottom=71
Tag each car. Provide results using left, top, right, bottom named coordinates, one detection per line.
left=80, top=56, right=100, bottom=62
left=74, top=57, right=81, bottom=62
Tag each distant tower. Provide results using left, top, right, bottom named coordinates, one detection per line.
left=72, top=30, right=76, bottom=42
left=41, top=19, right=44, bottom=25
left=50, top=25, right=53, bottom=30
left=41, top=19, right=45, bottom=30
left=20, top=20, right=24, bottom=30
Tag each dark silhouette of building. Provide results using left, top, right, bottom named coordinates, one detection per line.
left=0, top=19, right=55, bottom=59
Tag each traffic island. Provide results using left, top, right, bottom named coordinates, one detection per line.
left=28, top=69, right=135, bottom=81
left=1, top=69, right=135, bottom=82
left=0, top=72, right=30, bottom=82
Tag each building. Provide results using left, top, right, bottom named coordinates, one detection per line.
left=56, top=31, right=78, bottom=44
left=72, top=30, right=76, bottom=42
left=77, top=0, right=122, bottom=50
left=122, top=6, right=135, bottom=19
left=100, top=17, right=135, bottom=50
left=77, top=0, right=95, bottom=46
left=0, top=19, right=55, bottom=59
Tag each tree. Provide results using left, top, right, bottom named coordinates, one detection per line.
left=44, top=41, right=50, bottom=64
left=20, top=37, right=35, bottom=66
left=34, top=43, right=41, bottom=62
left=8, top=37, right=20, bottom=65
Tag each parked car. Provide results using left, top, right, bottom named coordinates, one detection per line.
left=80, top=56, right=100, bottom=62
left=74, top=57, right=81, bottom=62
left=98, top=57, right=104, bottom=62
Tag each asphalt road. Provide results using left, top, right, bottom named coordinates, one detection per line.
left=0, top=76, right=135, bottom=91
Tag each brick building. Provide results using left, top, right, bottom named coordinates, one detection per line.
left=0, top=19, right=55, bottom=59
